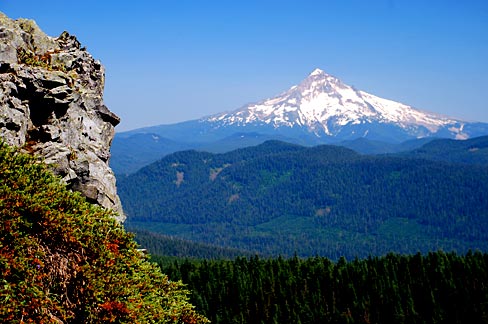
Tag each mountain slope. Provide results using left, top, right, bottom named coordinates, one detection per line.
left=118, top=140, right=488, bottom=259
left=206, top=68, right=478, bottom=141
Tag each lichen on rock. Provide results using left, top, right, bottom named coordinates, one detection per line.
left=0, top=12, right=125, bottom=221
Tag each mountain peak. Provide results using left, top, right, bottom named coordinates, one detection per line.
left=302, top=68, right=341, bottom=88
left=204, top=69, right=487, bottom=142
left=309, top=68, right=326, bottom=77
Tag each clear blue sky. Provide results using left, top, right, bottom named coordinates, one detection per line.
left=2, top=0, right=487, bottom=131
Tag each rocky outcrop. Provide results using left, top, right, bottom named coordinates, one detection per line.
left=0, top=12, right=124, bottom=222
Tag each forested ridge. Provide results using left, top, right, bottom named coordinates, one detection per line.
left=119, top=137, right=488, bottom=258
left=153, top=251, right=488, bottom=324
left=131, top=229, right=255, bottom=259
left=397, top=135, right=488, bottom=165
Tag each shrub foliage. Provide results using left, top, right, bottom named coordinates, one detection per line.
left=0, top=143, right=208, bottom=323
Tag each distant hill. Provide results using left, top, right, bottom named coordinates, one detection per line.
left=118, top=139, right=488, bottom=259
left=110, top=133, right=192, bottom=175
left=395, top=135, right=488, bottom=165
left=338, top=137, right=436, bottom=155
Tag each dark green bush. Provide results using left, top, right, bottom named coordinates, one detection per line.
left=0, top=143, right=208, bottom=323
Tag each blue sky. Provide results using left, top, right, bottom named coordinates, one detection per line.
left=2, top=0, right=487, bottom=131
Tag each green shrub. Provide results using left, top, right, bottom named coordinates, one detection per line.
left=0, top=143, right=208, bottom=323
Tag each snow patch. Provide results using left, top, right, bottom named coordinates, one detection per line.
left=309, top=68, right=325, bottom=76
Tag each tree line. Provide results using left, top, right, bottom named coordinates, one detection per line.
left=153, top=251, right=488, bottom=324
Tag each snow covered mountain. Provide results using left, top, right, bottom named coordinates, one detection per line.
left=204, top=68, right=486, bottom=142
left=112, top=68, right=488, bottom=174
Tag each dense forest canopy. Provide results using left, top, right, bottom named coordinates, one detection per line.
left=153, top=251, right=488, bottom=324
left=119, top=138, right=488, bottom=259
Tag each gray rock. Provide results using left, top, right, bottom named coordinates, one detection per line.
left=0, top=12, right=125, bottom=222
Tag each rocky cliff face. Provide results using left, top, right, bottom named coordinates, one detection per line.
left=0, top=12, right=124, bottom=222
